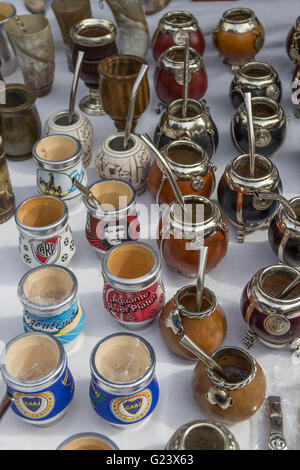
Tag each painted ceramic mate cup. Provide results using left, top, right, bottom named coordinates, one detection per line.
left=5, top=14, right=55, bottom=97
left=0, top=83, right=41, bottom=161
left=43, top=109, right=94, bottom=169
left=57, top=433, right=119, bottom=450
left=98, top=54, right=150, bottom=132
left=102, top=242, right=165, bottom=330
left=0, top=332, right=75, bottom=426
left=33, top=134, right=87, bottom=211
left=18, top=265, right=85, bottom=346
left=15, top=195, right=76, bottom=268
left=84, top=179, right=140, bottom=258
left=95, top=132, right=151, bottom=196
left=89, top=333, right=159, bottom=427
left=0, top=1, right=18, bottom=76
left=0, top=135, right=15, bottom=224
left=51, top=0, right=92, bottom=72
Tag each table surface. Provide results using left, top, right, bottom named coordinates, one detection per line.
left=1, top=0, right=300, bottom=451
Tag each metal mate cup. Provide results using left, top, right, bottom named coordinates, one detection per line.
left=89, top=332, right=159, bottom=427
left=102, top=242, right=165, bottom=330
left=165, top=420, right=239, bottom=450
left=0, top=332, right=74, bottom=426
left=33, top=134, right=87, bottom=211
left=84, top=179, right=140, bottom=258
left=18, top=265, right=85, bottom=346
left=15, top=195, right=76, bottom=268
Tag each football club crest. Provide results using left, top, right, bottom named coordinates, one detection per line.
left=29, top=236, right=61, bottom=265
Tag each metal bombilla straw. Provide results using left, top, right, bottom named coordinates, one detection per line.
left=68, top=51, right=85, bottom=125
left=140, top=134, right=190, bottom=218
left=182, top=35, right=190, bottom=119
left=253, top=191, right=298, bottom=221
left=123, top=64, right=149, bottom=149
left=164, top=307, right=232, bottom=381
left=244, top=91, right=256, bottom=178
left=195, top=245, right=208, bottom=312
left=71, top=177, right=101, bottom=210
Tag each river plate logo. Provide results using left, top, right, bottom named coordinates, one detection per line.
left=111, top=390, right=152, bottom=422
left=30, top=236, right=61, bottom=264
left=14, top=392, right=55, bottom=419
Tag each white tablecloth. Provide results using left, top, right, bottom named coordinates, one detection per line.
left=1, top=0, right=300, bottom=451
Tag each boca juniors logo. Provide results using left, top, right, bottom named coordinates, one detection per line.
left=30, top=237, right=61, bottom=265
left=14, top=391, right=55, bottom=419
left=111, top=390, right=152, bottom=422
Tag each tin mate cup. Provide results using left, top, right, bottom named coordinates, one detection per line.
left=102, top=242, right=165, bottom=330
left=15, top=195, right=76, bottom=269
left=89, top=333, right=159, bottom=427
left=33, top=134, right=87, bottom=211
left=0, top=332, right=75, bottom=426
left=84, top=179, right=140, bottom=258
left=57, top=432, right=119, bottom=450
left=18, top=265, right=85, bottom=347
left=5, top=14, right=55, bottom=97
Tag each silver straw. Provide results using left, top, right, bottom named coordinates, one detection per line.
left=68, top=51, right=85, bottom=125
left=140, top=133, right=189, bottom=217
left=195, top=246, right=208, bottom=312
left=244, top=92, right=256, bottom=178
left=123, top=64, right=149, bottom=149
left=182, top=37, right=190, bottom=118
